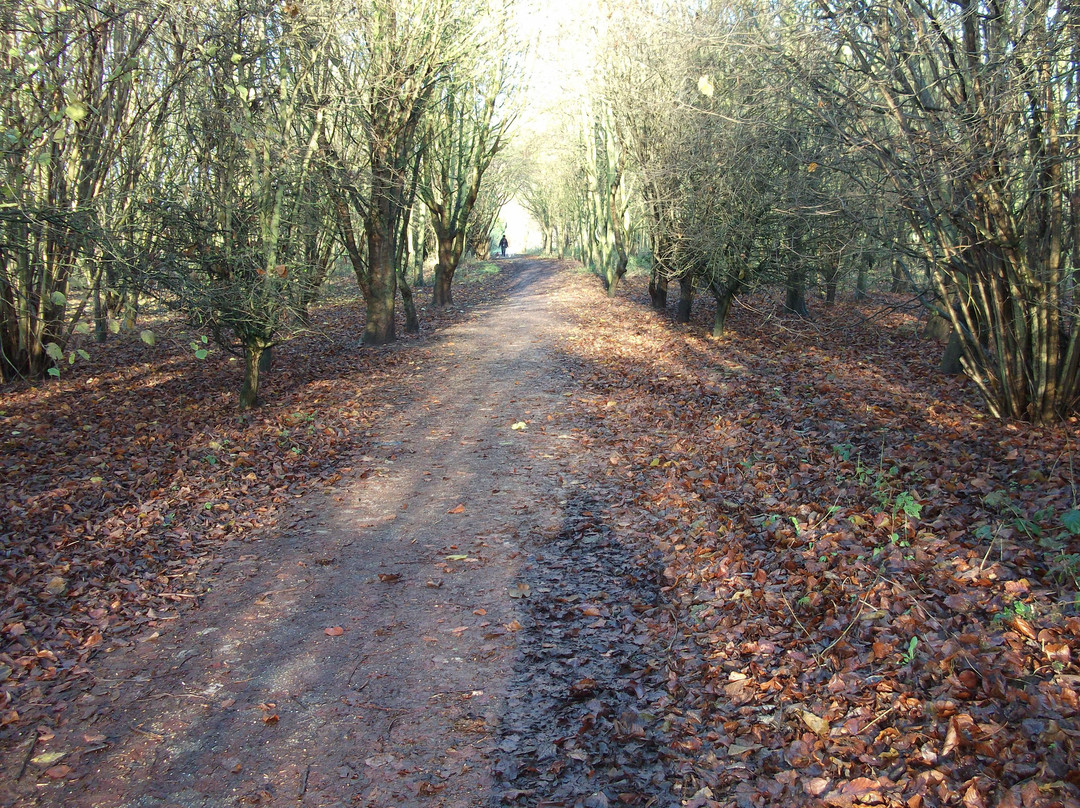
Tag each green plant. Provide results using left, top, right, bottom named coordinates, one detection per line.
left=901, top=636, right=919, bottom=665
left=832, top=442, right=854, bottom=461
left=993, top=600, right=1035, bottom=624
left=190, top=334, right=210, bottom=360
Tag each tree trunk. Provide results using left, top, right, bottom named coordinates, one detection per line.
left=855, top=255, right=869, bottom=300
left=364, top=187, right=396, bottom=345
left=940, top=331, right=963, bottom=375
left=676, top=275, right=695, bottom=323
left=433, top=267, right=453, bottom=307
left=649, top=267, right=668, bottom=310
left=93, top=273, right=107, bottom=344
left=239, top=343, right=263, bottom=409
left=825, top=273, right=838, bottom=306
left=712, top=290, right=734, bottom=338
left=784, top=268, right=809, bottom=318
left=258, top=345, right=273, bottom=375
left=890, top=255, right=904, bottom=293
left=432, top=234, right=459, bottom=307
left=398, top=268, right=420, bottom=334
left=606, top=263, right=626, bottom=298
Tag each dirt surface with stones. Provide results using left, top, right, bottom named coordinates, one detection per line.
left=3, top=260, right=680, bottom=808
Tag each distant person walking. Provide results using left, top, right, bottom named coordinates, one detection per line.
left=499, top=234, right=508, bottom=257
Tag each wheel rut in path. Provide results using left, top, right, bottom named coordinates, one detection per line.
left=16, top=259, right=601, bottom=808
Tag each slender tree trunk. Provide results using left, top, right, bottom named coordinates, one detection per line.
left=364, top=160, right=397, bottom=345
left=649, top=268, right=668, bottom=310
left=93, top=270, right=107, bottom=343
left=784, top=267, right=809, bottom=318
left=676, top=274, right=695, bottom=323
left=890, top=219, right=905, bottom=293
left=398, top=267, right=420, bottom=334
left=855, top=254, right=869, bottom=300
left=432, top=234, right=459, bottom=307
left=239, top=343, right=263, bottom=409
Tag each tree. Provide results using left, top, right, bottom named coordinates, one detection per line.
left=0, top=0, right=179, bottom=381
left=324, top=0, right=467, bottom=345
left=465, top=153, right=519, bottom=260
left=418, top=12, right=518, bottom=306
left=148, top=0, right=337, bottom=408
left=809, top=0, right=1080, bottom=422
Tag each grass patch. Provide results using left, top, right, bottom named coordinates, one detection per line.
left=458, top=259, right=502, bottom=283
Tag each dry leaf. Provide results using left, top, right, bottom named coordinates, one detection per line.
left=507, top=583, right=530, bottom=599
left=801, top=710, right=830, bottom=736
left=324, top=626, right=345, bottom=636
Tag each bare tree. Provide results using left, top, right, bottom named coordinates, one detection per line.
left=808, top=0, right=1080, bottom=422
left=0, top=0, right=181, bottom=380
left=418, top=8, right=519, bottom=306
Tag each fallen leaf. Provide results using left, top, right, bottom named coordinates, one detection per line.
left=801, top=710, right=830, bottom=736
left=570, top=677, right=598, bottom=697
left=377, top=573, right=401, bottom=583
left=31, top=751, right=67, bottom=766
left=324, top=626, right=345, bottom=636
left=44, top=764, right=73, bottom=779
left=448, top=504, right=466, bottom=514
left=507, top=583, right=530, bottom=599
left=511, top=422, right=527, bottom=431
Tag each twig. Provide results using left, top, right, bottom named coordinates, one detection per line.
left=820, top=598, right=867, bottom=658
left=15, top=729, right=38, bottom=781
left=296, top=764, right=310, bottom=800
left=860, top=704, right=896, bottom=735
left=347, top=657, right=368, bottom=690
left=782, top=596, right=823, bottom=664
left=173, top=649, right=202, bottom=671
left=128, top=723, right=164, bottom=741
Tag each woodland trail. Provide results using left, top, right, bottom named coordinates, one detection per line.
left=11, top=259, right=606, bottom=808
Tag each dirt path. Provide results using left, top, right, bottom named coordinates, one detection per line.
left=13, top=259, right=612, bottom=808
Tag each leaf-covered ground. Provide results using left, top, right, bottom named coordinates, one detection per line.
left=2, top=260, right=1079, bottom=808
left=502, top=269, right=1079, bottom=808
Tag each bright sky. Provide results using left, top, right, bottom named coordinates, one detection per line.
left=497, top=0, right=602, bottom=250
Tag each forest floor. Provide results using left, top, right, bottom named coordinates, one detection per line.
left=1, top=258, right=1079, bottom=808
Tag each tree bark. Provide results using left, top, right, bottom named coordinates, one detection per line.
left=784, top=267, right=809, bottom=318
left=649, top=269, right=668, bottom=311
left=432, top=233, right=459, bottom=307
left=258, top=345, right=273, bottom=375
left=363, top=162, right=397, bottom=346
left=855, top=254, right=869, bottom=300
left=239, top=343, right=263, bottom=409
left=676, top=274, right=695, bottom=323
left=712, top=289, right=734, bottom=338
left=398, top=268, right=420, bottom=334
